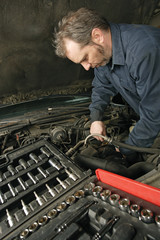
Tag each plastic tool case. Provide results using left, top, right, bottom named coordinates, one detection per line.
left=0, top=139, right=160, bottom=240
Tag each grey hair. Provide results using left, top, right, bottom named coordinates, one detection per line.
left=53, top=8, right=110, bottom=58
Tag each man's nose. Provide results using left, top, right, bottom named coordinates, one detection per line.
left=81, top=62, right=91, bottom=71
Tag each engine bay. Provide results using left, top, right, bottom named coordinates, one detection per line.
left=0, top=95, right=160, bottom=240
left=0, top=95, right=159, bottom=183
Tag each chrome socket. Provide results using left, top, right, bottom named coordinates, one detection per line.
left=56, top=177, right=68, bottom=189
left=84, top=182, right=95, bottom=195
left=6, top=209, right=15, bottom=228
left=40, top=147, right=51, bottom=158
left=49, top=158, right=62, bottom=171
left=92, top=186, right=103, bottom=197
left=119, top=198, right=130, bottom=212
left=46, top=184, right=57, bottom=197
left=74, top=190, right=85, bottom=199
left=19, top=228, right=29, bottom=239
left=8, top=183, right=17, bottom=197
left=129, top=204, right=141, bottom=217
left=7, top=165, right=17, bottom=176
left=109, top=194, right=120, bottom=206
left=28, top=222, right=38, bottom=233
left=0, top=171, right=3, bottom=182
left=21, top=200, right=31, bottom=216
left=27, top=172, right=38, bottom=185
left=34, top=191, right=45, bottom=206
left=140, top=209, right=154, bottom=223
left=56, top=202, right=67, bottom=212
left=47, top=209, right=57, bottom=219
left=29, top=153, right=39, bottom=163
left=0, top=190, right=6, bottom=204
left=18, top=177, right=27, bottom=191
left=65, top=168, right=78, bottom=181
left=37, top=167, right=48, bottom=178
left=100, top=189, right=111, bottom=201
left=65, top=195, right=76, bottom=205
left=155, top=215, right=160, bottom=227
left=38, top=215, right=48, bottom=226
left=18, top=159, right=28, bottom=169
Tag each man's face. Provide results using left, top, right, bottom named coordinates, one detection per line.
left=64, top=38, right=111, bottom=71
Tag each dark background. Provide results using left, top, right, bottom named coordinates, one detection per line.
left=0, top=0, right=159, bottom=103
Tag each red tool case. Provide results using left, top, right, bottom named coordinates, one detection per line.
left=96, top=168, right=160, bottom=207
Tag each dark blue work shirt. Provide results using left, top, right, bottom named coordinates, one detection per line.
left=89, top=23, right=160, bottom=155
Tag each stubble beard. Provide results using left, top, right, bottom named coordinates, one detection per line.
left=97, top=45, right=111, bottom=66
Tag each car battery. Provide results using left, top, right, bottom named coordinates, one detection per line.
left=0, top=139, right=160, bottom=240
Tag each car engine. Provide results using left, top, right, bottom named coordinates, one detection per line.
left=0, top=95, right=160, bottom=240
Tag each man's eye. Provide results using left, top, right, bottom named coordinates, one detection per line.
left=83, top=57, right=87, bottom=62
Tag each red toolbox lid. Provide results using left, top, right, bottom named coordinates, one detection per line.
left=96, top=169, right=160, bottom=207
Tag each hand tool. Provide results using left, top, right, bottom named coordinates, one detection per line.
left=34, top=191, right=45, bottom=206
left=92, top=215, right=120, bottom=240
left=46, top=183, right=57, bottom=197
left=18, top=177, right=28, bottom=191
left=21, top=200, right=31, bottom=216
left=40, top=147, right=52, bottom=157
left=84, top=182, right=95, bottom=194
left=119, top=198, right=130, bottom=212
left=27, top=172, right=38, bottom=184
left=92, top=186, right=103, bottom=197
left=18, top=159, right=28, bottom=169
left=56, top=202, right=67, bottom=212
left=6, top=209, right=15, bottom=227
left=29, top=153, right=39, bottom=163
left=47, top=209, right=57, bottom=219
left=140, top=209, right=153, bottom=223
left=19, top=228, right=29, bottom=239
left=28, top=222, right=38, bottom=233
left=155, top=215, right=160, bottom=227
left=37, top=166, right=48, bottom=178
left=65, top=168, right=78, bottom=181
left=109, top=194, right=120, bottom=206
left=38, top=215, right=48, bottom=226
left=8, top=183, right=17, bottom=197
left=49, top=158, right=62, bottom=171
left=65, top=195, right=76, bottom=205
left=0, top=190, right=6, bottom=204
left=7, top=165, right=17, bottom=175
left=52, top=200, right=96, bottom=239
left=129, top=204, right=140, bottom=217
left=74, top=189, right=85, bottom=199
left=56, top=177, right=68, bottom=189
left=0, top=171, right=3, bottom=182
left=100, top=189, right=111, bottom=201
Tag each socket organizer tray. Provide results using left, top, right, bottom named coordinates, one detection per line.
left=0, top=139, right=160, bottom=240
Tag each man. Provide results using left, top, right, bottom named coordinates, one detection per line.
left=53, top=7, right=160, bottom=159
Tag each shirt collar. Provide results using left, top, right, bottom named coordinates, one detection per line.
left=109, top=23, right=125, bottom=70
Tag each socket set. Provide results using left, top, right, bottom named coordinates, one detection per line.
left=0, top=139, right=92, bottom=240
left=7, top=178, right=160, bottom=240
left=0, top=139, right=160, bottom=240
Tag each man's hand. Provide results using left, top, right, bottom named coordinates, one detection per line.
left=90, top=121, right=106, bottom=141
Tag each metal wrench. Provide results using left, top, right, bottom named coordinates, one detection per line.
left=92, top=215, right=120, bottom=240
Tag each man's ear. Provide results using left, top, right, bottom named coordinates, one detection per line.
left=91, top=28, right=104, bottom=44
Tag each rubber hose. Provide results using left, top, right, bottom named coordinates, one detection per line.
left=75, top=154, right=155, bottom=179
left=112, top=139, right=160, bottom=154
left=85, top=134, right=160, bottom=154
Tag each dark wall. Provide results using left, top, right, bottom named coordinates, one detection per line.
left=0, top=0, right=158, bottom=97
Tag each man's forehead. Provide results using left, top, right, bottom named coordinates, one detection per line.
left=64, top=38, right=85, bottom=63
